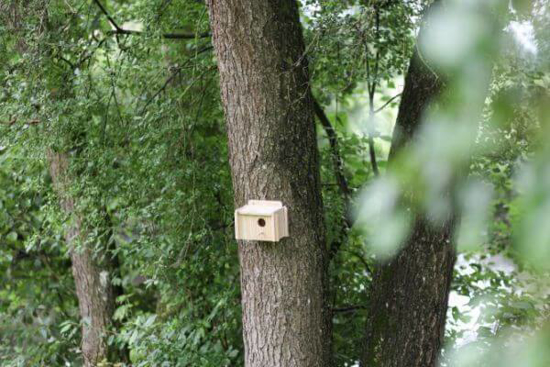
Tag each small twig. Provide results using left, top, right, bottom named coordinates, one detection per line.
left=140, top=69, right=181, bottom=114
left=312, top=96, right=357, bottom=261
left=367, top=135, right=379, bottom=176
left=57, top=55, right=75, bottom=69
left=331, top=305, right=367, bottom=314
left=374, top=93, right=402, bottom=113
left=140, top=46, right=213, bottom=114
left=92, top=0, right=121, bottom=31
left=92, top=0, right=210, bottom=40
left=106, top=52, right=125, bottom=127
left=2, top=117, right=17, bottom=126
left=312, top=97, right=351, bottom=201
left=77, top=36, right=108, bottom=67
left=106, top=29, right=210, bottom=40
left=343, top=248, right=373, bottom=276
left=2, top=118, right=42, bottom=126
left=366, top=6, right=381, bottom=177
left=102, top=91, right=113, bottom=144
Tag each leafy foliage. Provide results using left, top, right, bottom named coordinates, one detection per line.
left=1, top=0, right=549, bottom=366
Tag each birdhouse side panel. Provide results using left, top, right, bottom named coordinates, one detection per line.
left=273, top=212, right=279, bottom=241
left=281, top=206, right=289, bottom=238
left=234, top=210, right=240, bottom=239
left=274, top=207, right=288, bottom=240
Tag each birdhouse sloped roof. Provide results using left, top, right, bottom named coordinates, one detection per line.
left=235, top=200, right=284, bottom=216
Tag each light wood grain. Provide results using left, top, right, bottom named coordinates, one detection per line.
left=235, top=200, right=288, bottom=242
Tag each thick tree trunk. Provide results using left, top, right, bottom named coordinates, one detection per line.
left=48, top=151, right=119, bottom=367
left=361, top=215, right=455, bottom=367
left=206, top=1, right=331, bottom=367
left=361, top=5, right=456, bottom=366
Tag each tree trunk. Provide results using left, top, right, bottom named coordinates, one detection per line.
left=48, top=151, right=120, bottom=367
left=206, top=1, right=331, bottom=367
left=361, top=5, right=456, bottom=367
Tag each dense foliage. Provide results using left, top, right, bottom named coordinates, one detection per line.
left=1, top=0, right=549, bottom=366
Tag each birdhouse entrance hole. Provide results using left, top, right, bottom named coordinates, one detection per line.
left=258, top=218, right=266, bottom=227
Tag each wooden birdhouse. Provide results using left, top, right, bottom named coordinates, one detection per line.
left=235, top=200, right=289, bottom=242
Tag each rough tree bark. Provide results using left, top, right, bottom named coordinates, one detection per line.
left=48, top=151, right=121, bottom=367
left=361, top=3, right=457, bottom=366
left=206, top=1, right=331, bottom=367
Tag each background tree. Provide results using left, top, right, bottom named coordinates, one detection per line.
left=1, top=2, right=127, bottom=364
left=359, top=1, right=512, bottom=365
left=360, top=4, right=451, bottom=365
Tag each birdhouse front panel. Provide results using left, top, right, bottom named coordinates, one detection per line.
left=235, top=200, right=288, bottom=242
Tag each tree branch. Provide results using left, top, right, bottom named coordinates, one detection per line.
left=57, top=55, right=75, bottom=69
left=312, top=97, right=351, bottom=200
left=367, top=136, right=379, bottom=176
left=92, top=0, right=121, bottom=32
left=331, top=305, right=367, bottom=314
left=374, top=93, right=402, bottom=114
left=92, top=0, right=210, bottom=40
left=343, top=248, right=373, bottom=276
left=312, top=96, right=356, bottom=261
left=107, top=28, right=210, bottom=40
left=140, top=45, right=213, bottom=114
left=366, top=6, right=381, bottom=177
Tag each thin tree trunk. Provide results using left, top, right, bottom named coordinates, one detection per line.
left=6, top=2, right=125, bottom=365
left=206, top=1, right=331, bottom=367
left=361, top=3, right=455, bottom=366
left=366, top=5, right=381, bottom=177
left=48, top=151, right=120, bottom=367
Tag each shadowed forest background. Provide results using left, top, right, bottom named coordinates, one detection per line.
left=1, top=0, right=549, bottom=366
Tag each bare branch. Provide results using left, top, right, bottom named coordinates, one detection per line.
left=91, top=0, right=121, bottom=32
left=92, top=0, right=210, bottom=40
left=342, top=248, right=373, bottom=275
left=312, top=96, right=356, bottom=261
left=374, top=93, right=402, bottom=114
left=366, top=6, right=382, bottom=178
left=331, top=305, right=367, bottom=314
left=312, top=97, right=351, bottom=200
left=107, top=28, right=210, bottom=40
left=367, top=135, right=379, bottom=176
left=57, top=55, right=75, bottom=69
left=140, top=46, right=213, bottom=114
